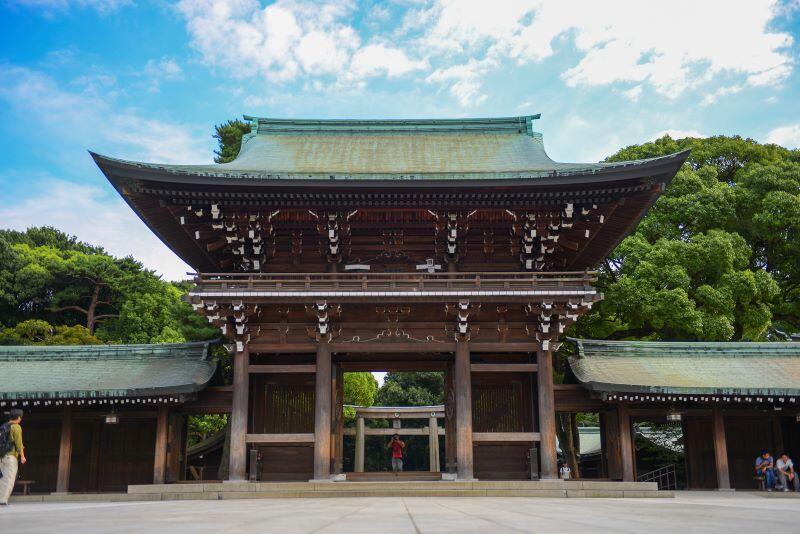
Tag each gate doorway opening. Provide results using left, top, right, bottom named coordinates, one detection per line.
left=343, top=405, right=446, bottom=479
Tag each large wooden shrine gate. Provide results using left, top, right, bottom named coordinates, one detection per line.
left=192, top=270, right=599, bottom=481
left=94, top=115, right=687, bottom=481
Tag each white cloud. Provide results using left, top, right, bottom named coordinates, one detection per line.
left=700, top=85, right=743, bottom=107
left=417, top=0, right=793, bottom=105
left=142, top=57, right=184, bottom=93
left=426, top=59, right=492, bottom=106
left=0, top=65, right=212, bottom=164
left=349, top=44, right=428, bottom=79
left=766, top=124, right=800, bottom=149
left=0, top=176, right=192, bottom=280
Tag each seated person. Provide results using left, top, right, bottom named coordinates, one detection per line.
left=755, top=449, right=775, bottom=490
left=776, top=453, right=799, bottom=492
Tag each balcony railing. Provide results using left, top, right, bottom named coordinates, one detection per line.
left=190, top=271, right=598, bottom=300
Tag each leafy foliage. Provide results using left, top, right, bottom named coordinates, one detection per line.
left=0, top=227, right=218, bottom=344
left=213, top=119, right=251, bottom=163
left=343, top=372, right=378, bottom=421
left=375, top=372, right=444, bottom=407
left=573, top=135, right=800, bottom=342
left=0, top=319, right=102, bottom=345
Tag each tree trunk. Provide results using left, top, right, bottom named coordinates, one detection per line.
left=86, top=283, right=101, bottom=333
left=556, top=413, right=581, bottom=478
left=218, top=420, right=231, bottom=480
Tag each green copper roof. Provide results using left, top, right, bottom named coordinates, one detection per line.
left=568, top=338, right=800, bottom=397
left=0, top=342, right=217, bottom=401
left=91, top=115, right=690, bottom=181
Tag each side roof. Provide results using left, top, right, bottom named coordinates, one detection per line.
left=0, top=341, right=217, bottom=401
left=567, top=338, right=800, bottom=397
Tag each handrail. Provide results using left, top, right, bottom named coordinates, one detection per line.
left=636, top=464, right=677, bottom=490
left=194, top=271, right=597, bottom=279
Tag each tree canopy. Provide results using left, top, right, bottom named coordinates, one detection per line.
left=574, top=135, right=799, bottom=342
left=0, top=227, right=218, bottom=345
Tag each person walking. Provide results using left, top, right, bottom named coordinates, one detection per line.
left=387, top=434, right=405, bottom=475
left=0, top=409, right=26, bottom=505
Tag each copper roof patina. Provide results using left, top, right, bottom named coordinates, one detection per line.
left=568, top=338, right=800, bottom=397
left=91, top=115, right=689, bottom=181
left=0, top=341, right=217, bottom=401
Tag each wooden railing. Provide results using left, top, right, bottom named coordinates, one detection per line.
left=191, top=271, right=597, bottom=294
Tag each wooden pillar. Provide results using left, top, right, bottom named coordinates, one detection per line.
left=153, top=405, right=169, bottom=484
left=429, top=415, right=440, bottom=472
left=618, top=403, right=635, bottom=482
left=444, top=364, right=456, bottom=473
left=313, top=343, right=332, bottom=480
left=228, top=345, right=249, bottom=481
left=712, top=409, right=731, bottom=490
left=333, top=365, right=344, bottom=474
left=454, top=341, right=474, bottom=479
left=537, top=348, right=557, bottom=479
left=355, top=416, right=365, bottom=473
left=55, top=407, right=73, bottom=493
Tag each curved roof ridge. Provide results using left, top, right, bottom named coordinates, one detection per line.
left=241, top=115, right=542, bottom=136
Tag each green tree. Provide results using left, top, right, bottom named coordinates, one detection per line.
left=574, top=135, right=799, bottom=342
left=343, top=372, right=378, bottom=421
left=213, top=119, right=251, bottom=163
left=375, top=372, right=444, bottom=407
left=0, top=319, right=102, bottom=345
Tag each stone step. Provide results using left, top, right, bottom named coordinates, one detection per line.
left=118, top=480, right=669, bottom=501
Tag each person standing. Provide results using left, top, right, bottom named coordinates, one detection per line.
left=0, top=409, right=26, bottom=505
left=387, top=434, right=405, bottom=474
left=559, top=462, right=572, bottom=480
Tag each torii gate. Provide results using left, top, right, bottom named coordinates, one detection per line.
left=344, top=405, right=446, bottom=473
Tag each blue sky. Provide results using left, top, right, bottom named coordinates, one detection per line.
left=1, top=0, right=799, bottom=280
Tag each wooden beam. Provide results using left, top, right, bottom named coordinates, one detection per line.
left=537, top=348, right=557, bottom=479
left=246, top=433, right=314, bottom=443
left=471, top=363, right=538, bottom=373
left=153, top=405, right=169, bottom=484
left=473, top=432, right=540, bottom=442
left=343, top=427, right=445, bottom=436
left=712, top=409, right=731, bottom=490
left=618, top=403, right=635, bottom=482
left=454, top=341, right=474, bottom=479
left=248, top=364, right=316, bottom=374
left=228, top=345, right=249, bottom=481
left=313, top=343, right=332, bottom=480
left=55, top=407, right=73, bottom=493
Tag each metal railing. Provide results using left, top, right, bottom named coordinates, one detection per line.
left=191, top=271, right=597, bottom=294
left=637, top=464, right=677, bottom=490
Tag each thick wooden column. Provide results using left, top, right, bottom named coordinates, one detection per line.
left=712, top=409, right=731, bottom=490
left=228, top=345, right=249, bottom=481
left=618, top=403, right=635, bottom=482
left=429, top=415, right=440, bottom=472
left=454, top=341, right=474, bottom=479
left=355, top=416, right=365, bottom=473
left=333, top=365, right=344, bottom=474
left=537, top=348, right=557, bottom=479
left=153, top=405, right=169, bottom=484
left=313, top=343, right=332, bottom=480
left=55, top=407, right=73, bottom=493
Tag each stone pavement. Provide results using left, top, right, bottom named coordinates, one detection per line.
left=2, top=491, right=798, bottom=533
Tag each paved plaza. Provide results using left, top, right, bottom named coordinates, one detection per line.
left=2, top=492, right=798, bottom=533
